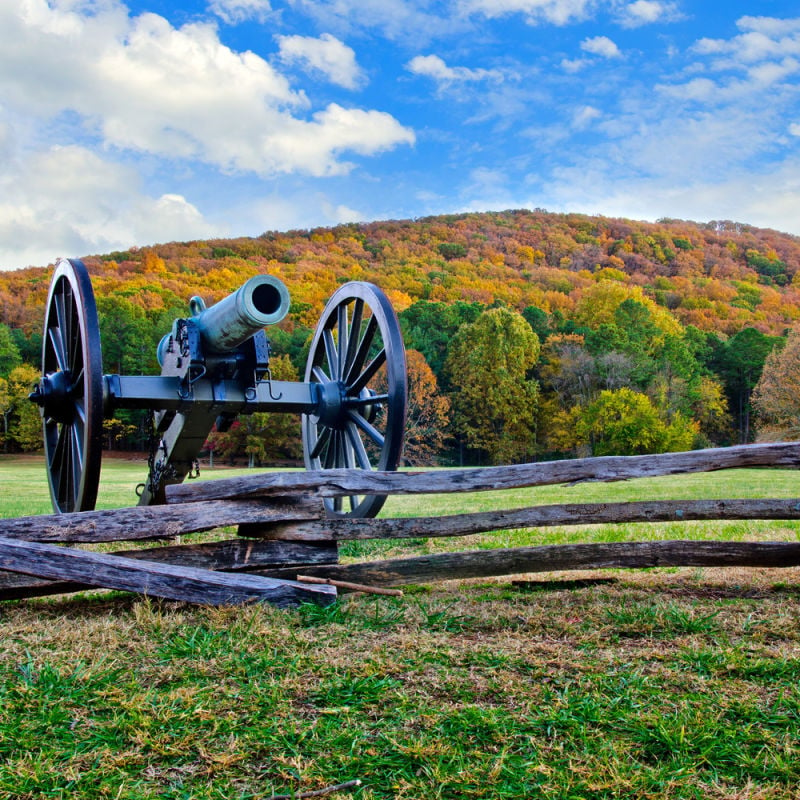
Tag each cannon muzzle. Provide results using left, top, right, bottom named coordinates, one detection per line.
left=195, top=274, right=290, bottom=351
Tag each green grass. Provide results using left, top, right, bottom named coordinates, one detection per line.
left=1, top=455, right=800, bottom=798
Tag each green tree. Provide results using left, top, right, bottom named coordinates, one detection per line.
left=400, top=300, right=484, bottom=383
left=711, top=327, right=779, bottom=443
left=97, top=296, right=159, bottom=375
left=6, top=364, right=43, bottom=452
left=0, top=377, right=10, bottom=452
left=0, top=323, right=22, bottom=376
left=574, top=387, right=696, bottom=456
left=445, top=308, right=540, bottom=464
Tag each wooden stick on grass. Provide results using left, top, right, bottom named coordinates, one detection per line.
left=297, top=574, right=403, bottom=596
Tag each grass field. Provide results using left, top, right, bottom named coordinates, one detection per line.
left=0, top=455, right=799, bottom=799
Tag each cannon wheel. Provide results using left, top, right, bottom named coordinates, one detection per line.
left=38, top=258, right=104, bottom=513
left=302, top=282, right=407, bottom=518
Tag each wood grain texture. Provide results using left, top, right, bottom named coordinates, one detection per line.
left=0, top=496, right=323, bottom=543
left=256, top=498, right=800, bottom=541
left=0, top=537, right=336, bottom=607
left=0, top=540, right=338, bottom=601
left=259, top=540, right=800, bottom=587
left=165, top=443, right=800, bottom=503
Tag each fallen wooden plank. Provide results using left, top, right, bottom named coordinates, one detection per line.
left=166, top=443, right=800, bottom=504
left=259, top=540, right=800, bottom=587
left=0, top=537, right=336, bottom=607
left=0, top=496, right=322, bottom=543
left=0, top=540, right=339, bottom=601
left=297, top=574, right=403, bottom=597
left=254, top=498, right=800, bottom=541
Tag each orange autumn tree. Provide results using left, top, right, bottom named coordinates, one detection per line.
left=752, top=326, right=800, bottom=440
left=402, top=349, right=450, bottom=466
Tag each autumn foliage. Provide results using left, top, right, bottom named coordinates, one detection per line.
left=2, top=209, right=799, bottom=462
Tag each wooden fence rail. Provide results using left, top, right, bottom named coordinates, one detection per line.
left=0, top=442, right=798, bottom=606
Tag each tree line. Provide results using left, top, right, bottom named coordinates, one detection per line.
left=1, top=209, right=799, bottom=463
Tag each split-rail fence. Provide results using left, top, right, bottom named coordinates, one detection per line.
left=0, top=443, right=799, bottom=608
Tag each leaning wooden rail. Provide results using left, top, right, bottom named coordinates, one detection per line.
left=0, top=442, right=798, bottom=606
left=165, top=442, right=800, bottom=503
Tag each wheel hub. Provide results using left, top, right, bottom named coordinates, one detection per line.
left=30, top=371, right=76, bottom=424
left=314, top=379, right=346, bottom=428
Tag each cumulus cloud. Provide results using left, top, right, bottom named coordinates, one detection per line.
left=277, top=32, right=366, bottom=89
left=0, top=1, right=413, bottom=177
left=406, top=55, right=506, bottom=85
left=617, top=1, right=682, bottom=28
left=581, top=36, right=622, bottom=58
left=0, top=143, right=220, bottom=269
left=662, top=16, right=800, bottom=101
left=693, top=15, right=800, bottom=66
left=791, top=122, right=800, bottom=136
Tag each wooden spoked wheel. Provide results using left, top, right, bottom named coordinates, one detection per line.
left=33, top=258, right=104, bottom=513
left=302, top=282, right=407, bottom=518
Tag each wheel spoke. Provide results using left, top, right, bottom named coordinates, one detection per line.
left=346, top=421, right=372, bottom=470
left=322, top=428, right=337, bottom=470
left=310, top=425, right=332, bottom=460
left=349, top=348, right=387, bottom=395
left=346, top=393, right=389, bottom=407
left=337, top=303, right=348, bottom=381
left=55, top=424, right=71, bottom=510
left=344, top=316, right=378, bottom=387
left=344, top=298, right=364, bottom=377
left=70, top=422, right=84, bottom=474
left=47, top=325, right=69, bottom=374
left=312, top=365, right=331, bottom=384
left=348, top=410, right=385, bottom=448
left=323, top=329, right=338, bottom=379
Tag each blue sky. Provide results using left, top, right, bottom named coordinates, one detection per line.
left=1, top=0, right=799, bottom=269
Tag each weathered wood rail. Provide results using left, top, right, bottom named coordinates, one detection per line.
left=0, top=442, right=798, bottom=606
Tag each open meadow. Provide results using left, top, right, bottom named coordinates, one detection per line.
left=0, top=455, right=799, bottom=799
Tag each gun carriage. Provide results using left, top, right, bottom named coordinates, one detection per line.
left=29, top=258, right=407, bottom=518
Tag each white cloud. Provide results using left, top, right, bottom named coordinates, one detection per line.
left=277, top=32, right=365, bottom=89
left=0, top=1, right=413, bottom=177
left=693, top=16, right=800, bottom=66
left=265, top=104, right=414, bottom=177
left=572, top=105, right=601, bottom=129
left=464, top=0, right=595, bottom=26
left=662, top=18, right=800, bottom=102
left=561, top=57, right=589, bottom=73
left=737, top=16, right=800, bottom=37
left=0, top=143, right=221, bottom=270
left=790, top=123, right=800, bottom=136
left=657, top=76, right=717, bottom=101
left=406, top=55, right=506, bottom=85
left=617, top=1, right=682, bottom=28
left=208, top=0, right=273, bottom=24
left=581, top=36, right=621, bottom=59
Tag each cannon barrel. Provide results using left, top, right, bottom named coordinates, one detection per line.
left=159, top=275, right=290, bottom=363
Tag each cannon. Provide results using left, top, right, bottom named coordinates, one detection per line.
left=30, top=258, right=407, bottom=518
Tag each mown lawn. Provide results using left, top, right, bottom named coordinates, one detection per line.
left=0, top=455, right=799, bottom=799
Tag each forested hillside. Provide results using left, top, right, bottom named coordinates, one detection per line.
left=2, top=209, right=799, bottom=464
